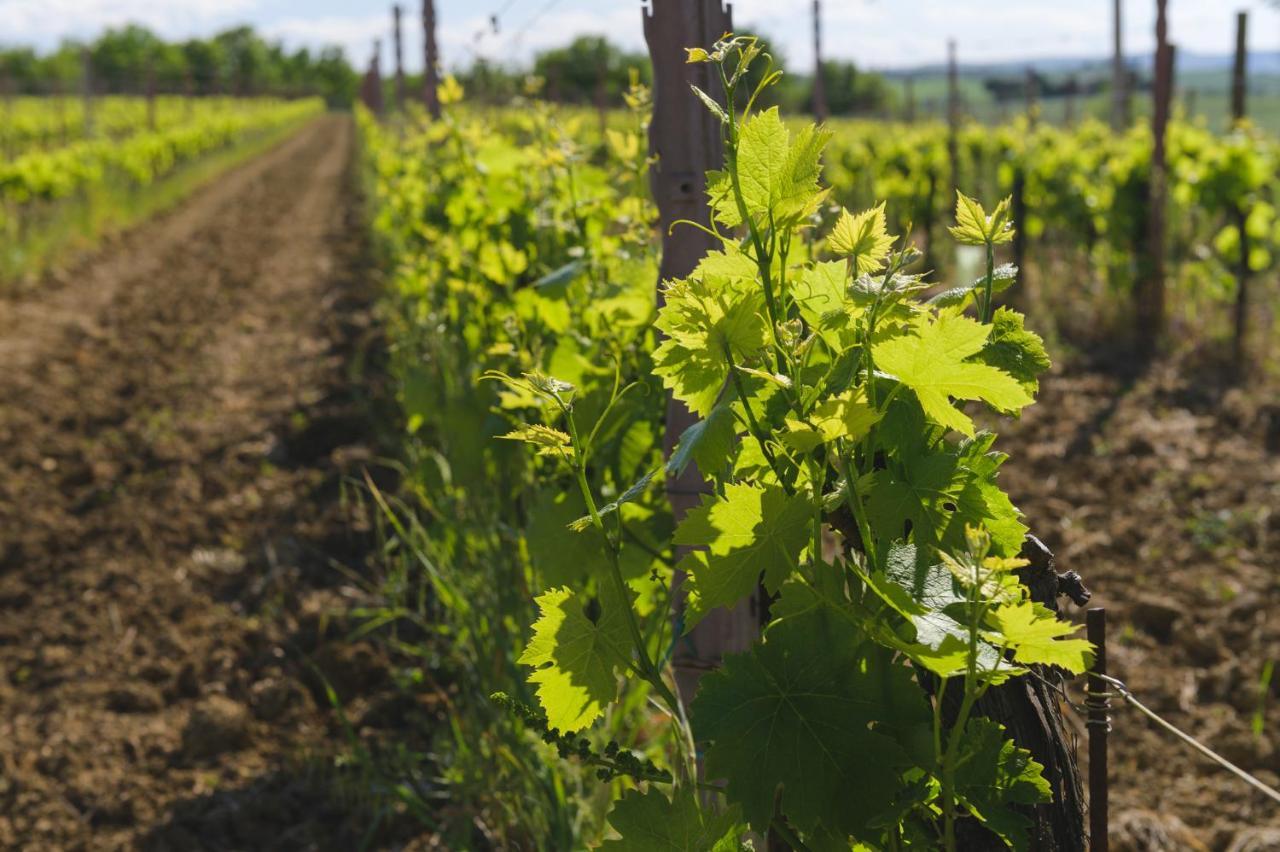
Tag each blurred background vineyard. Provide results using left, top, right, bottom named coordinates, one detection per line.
left=1, top=1, right=1278, bottom=849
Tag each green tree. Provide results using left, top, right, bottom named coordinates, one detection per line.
left=532, top=35, right=649, bottom=104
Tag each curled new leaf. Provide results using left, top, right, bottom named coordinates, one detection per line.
left=828, top=202, right=895, bottom=275
left=950, top=191, right=1015, bottom=246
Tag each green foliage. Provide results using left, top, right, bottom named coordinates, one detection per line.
left=673, top=483, right=810, bottom=626
left=359, top=34, right=1096, bottom=850
left=873, top=312, right=1033, bottom=436
left=519, top=584, right=634, bottom=732
left=0, top=25, right=356, bottom=105
left=693, top=609, right=930, bottom=839
left=601, top=789, right=742, bottom=851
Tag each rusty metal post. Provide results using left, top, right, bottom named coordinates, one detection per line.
left=812, top=0, right=828, bottom=123
left=1112, top=0, right=1128, bottom=130
left=422, top=0, right=441, bottom=119
left=643, top=0, right=755, bottom=711
left=1086, top=608, right=1110, bottom=852
left=393, top=4, right=407, bottom=111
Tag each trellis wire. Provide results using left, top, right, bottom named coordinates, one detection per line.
left=1093, top=671, right=1280, bottom=807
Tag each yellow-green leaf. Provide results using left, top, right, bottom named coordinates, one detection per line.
left=828, top=202, right=894, bottom=275
left=873, top=313, right=1034, bottom=437
left=518, top=583, right=634, bottom=731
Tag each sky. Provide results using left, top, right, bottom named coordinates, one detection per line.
left=3, top=0, right=1280, bottom=73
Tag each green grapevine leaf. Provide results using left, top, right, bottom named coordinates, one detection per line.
left=950, top=191, right=1015, bottom=246
left=518, top=581, right=634, bottom=732
left=984, top=600, right=1094, bottom=673
left=828, top=202, right=895, bottom=275
left=949, top=434, right=1028, bottom=557
left=952, top=718, right=1053, bottom=849
left=674, top=483, right=810, bottom=626
left=692, top=609, right=926, bottom=838
left=667, top=397, right=738, bottom=479
left=653, top=255, right=767, bottom=417
left=977, top=307, right=1052, bottom=396
left=865, top=449, right=959, bottom=546
left=793, top=261, right=861, bottom=348
left=877, top=543, right=1003, bottom=677
left=719, top=107, right=831, bottom=228
left=498, top=424, right=573, bottom=458
left=601, top=788, right=742, bottom=851
left=782, top=390, right=881, bottom=452
left=873, top=312, right=1033, bottom=437
left=927, top=264, right=1018, bottom=309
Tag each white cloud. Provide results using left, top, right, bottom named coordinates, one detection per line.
left=0, top=0, right=256, bottom=48
left=267, top=14, right=389, bottom=66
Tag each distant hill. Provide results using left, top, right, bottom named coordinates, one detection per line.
left=884, top=51, right=1280, bottom=79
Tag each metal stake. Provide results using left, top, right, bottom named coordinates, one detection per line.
left=1086, top=608, right=1110, bottom=851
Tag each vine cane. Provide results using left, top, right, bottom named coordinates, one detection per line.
left=1086, top=608, right=1110, bottom=851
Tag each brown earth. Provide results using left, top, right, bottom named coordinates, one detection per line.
left=0, top=115, right=408, bottom=850
left=994, top=356, right=1280, bottom=850
left=1, top=113, right=1277, bottom=852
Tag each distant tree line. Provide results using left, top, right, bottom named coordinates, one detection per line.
left=0, top=25, right=358, bottom=107
left=451, top=34, right=895, bottom=117
left=1, top=26, right=893, bottom=117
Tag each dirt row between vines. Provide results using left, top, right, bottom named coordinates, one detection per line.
left=994, top=358, right=1280, bottom=850
left=0, top=110, right=1276, bottom=851
left=0, top=115, right=413, bottom=850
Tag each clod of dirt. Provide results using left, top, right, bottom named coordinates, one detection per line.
left=311, top=641, right=389, bottom=699
left=1112, top=809, right=1208, bottom=851
left=1228, top=828, right=1280, bottom=852
left=1127, top=593, right=1182, bottom=642
left=182, top=695, right=251, bottom=759
left=249, top=676, right=309, bottom=722
left=1177, top=625, right=1223, bottom=666
left=107, top=682, right=166, bottom=713
left=1215, top=730, right=1275, bottom=771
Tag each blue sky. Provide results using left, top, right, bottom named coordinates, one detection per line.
left=4, top=0, right=1279, bottom=72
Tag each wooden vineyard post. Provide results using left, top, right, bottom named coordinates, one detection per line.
left=81, top=46, right=94, bottom=139
left=1012, top=165, right=1027, bottom=287
left=1138, top=0, right=1174, bottom=358
left=947, top=39, right=959, bottom=200
left=1086, top=608, right=1111, bottom=852
left=593, top=39, right=608, bottom=139
left=811, top=0, right=829, bottom=123
left=1024, top=67, right=1038, bottom=125
left=146, top=55, right=157, bottom=131
left=362, top=41, right=385, bottom=116
left=1232, top=10, right=1252, bottom=374
left=1112, top=0, right=1128, bottom=130
left=422, top=0, right=441, bottom=119
left=1065, top=74, right=1078, bottom=126
left=904, top=75, right=916, bottom=123
left=393, top=4, right=407, bottom=112
left=642, top=0, right=754, bottom=711
left=948, top=540, right=1089, bottom=849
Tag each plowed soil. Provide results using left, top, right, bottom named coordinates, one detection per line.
left=0, top=115, right=395, bottom=850
left=0, top=111, right=1277, bottom=852
left=995, top=357, right=1280, bottom=850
